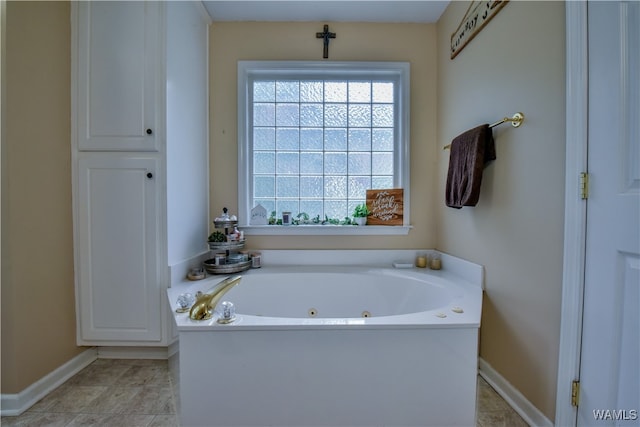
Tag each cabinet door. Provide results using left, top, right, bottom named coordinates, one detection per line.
left=76, top=2, right=160, bottom=151
left=76, top=155, right=161, bottom=343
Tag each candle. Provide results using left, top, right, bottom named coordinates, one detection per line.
left=430, top=258, right=442, bottom=270
left=416, top=255, right=427, bottom=268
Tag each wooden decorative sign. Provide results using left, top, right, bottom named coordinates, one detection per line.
left=451, top=0, right=508, bottom=59
left=366, top=189, right=403, bottom=226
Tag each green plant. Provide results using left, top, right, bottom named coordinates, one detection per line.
left=341, top=217, right=353, bottom=225
left=208, top=231, right=225, bottom=242
left=352, top=203, right=370, bottom=218
left=268, top=211, right=277, bottom=225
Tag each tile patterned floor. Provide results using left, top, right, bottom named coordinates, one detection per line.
left=2, top=358, right=528, bottom=426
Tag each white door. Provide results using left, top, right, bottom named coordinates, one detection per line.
left=76, top=1, right=159, bottom=151
left=76, top=154, right=161, bottom=343
left=579, top=2, right=640, bottom=425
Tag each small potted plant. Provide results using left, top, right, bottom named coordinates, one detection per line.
left=352, top=203, right=370, bottom=226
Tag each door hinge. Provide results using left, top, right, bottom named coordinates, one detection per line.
left=580, top=172, right=589, bottom=199
left=571, top=380, right=580, bottom=407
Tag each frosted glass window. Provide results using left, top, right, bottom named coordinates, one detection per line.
left=276, top=128, right=299, bottom=150
left=300, top=152, right=323, bottom=174
left=324, top=129, right=347, bottom=151
left=239, top=61, right=409, bottom=225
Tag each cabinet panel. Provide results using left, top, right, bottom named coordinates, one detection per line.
left=77, top=2, right=159, bottom=151
left=77, top=155, right=161, bottom=342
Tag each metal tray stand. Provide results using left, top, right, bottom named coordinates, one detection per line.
left=203, top=259, right=251, bottom=274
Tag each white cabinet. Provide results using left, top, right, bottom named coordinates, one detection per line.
left=76, top=1, right=160, bottom=152
left=72, top=1, right=210, bottom=346
left=76, top=154, right=161, bottom=342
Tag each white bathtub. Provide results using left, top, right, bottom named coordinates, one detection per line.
left=169, top=250, right=483, bottom=427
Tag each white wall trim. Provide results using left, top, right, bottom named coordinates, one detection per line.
left=555, top=2, right=588, bottom=426
left=479, top=358, right=554, bottom=427
left=195, top=1, right=213, bottom=25
left=96, top=344, right=178, bottom=360
left=0, top=348, right=98, bottom=417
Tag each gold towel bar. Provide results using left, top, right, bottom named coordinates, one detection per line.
left=443, top=112, right=524, bottom=150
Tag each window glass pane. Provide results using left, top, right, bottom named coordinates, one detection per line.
left=300, top=81, right=323, bottom=102
left=276, top=176, right=299, bottom=197
left=372, top=152, right=393, bottom=175
left=324, top=128, right=347, bottom=151
left=325, top=81, right=347, bottom=102
left=254, top=81, right=275, bottom=102
left=253, top=127, right=275, bottom=150
left=300, top=104, right=323, bottom=127
left=276, top=152, right=299, bottom=174
left=372, top=82, right=393, bottom=103
left=276, top=81, right=299, bottom=102
left=372, top=104, right=394, bottom=127
left=348, top=176, right=371, bottom=199
left=254, top=176, right=275, bottom=197
left=300, top=176, right=323, bottom=198
left=276, top=128, right=299, bottom=150
left=348, top=152, right=371, bottom=175
left=348, top=82, right=371, bottom=103
left=254, top=103, right=275, bottom=126
left=372, top=128, right=393, bottom=151
left=324, top=152, right=347, bottom=175
left=325, top=104, right=347, bottom=127
left=276, top=104, right=299, bottom=126
left=372, top=176, right=393, bottom=189
left=300, top=128, right=323, bottom=150
left=324, top=176, right=347, bottom=199
left=300, top=152, right=323, bottom=174
left=348, top=129, right=371, bottom=151
left=349, top=104, right=371, bottom=127
left=254, top=152, right=275, bottom=174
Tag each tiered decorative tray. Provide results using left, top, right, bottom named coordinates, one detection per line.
left=204, top=219, right=251, bottom=274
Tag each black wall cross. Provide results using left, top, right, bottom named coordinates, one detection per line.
left=315, top=24, right=336, bottom=59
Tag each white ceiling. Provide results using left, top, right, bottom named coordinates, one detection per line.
left=202, top=1, right=450, bottom=23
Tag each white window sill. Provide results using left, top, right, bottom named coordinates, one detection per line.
left=240, top=225, right=413, bottom=236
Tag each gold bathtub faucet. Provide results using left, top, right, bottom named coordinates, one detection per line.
left=189, top=275, right=242, bottom=320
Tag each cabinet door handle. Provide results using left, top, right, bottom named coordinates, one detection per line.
left=147, top=172, right=153, bottom=179
left=146, top=128, right=153, bottom=135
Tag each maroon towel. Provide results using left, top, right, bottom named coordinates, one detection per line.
left=445, top=124, right=496, bottom=208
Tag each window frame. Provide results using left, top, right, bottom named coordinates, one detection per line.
left=237, top=60, right=411, bottom=235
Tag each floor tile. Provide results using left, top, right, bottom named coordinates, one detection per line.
left=65, top=413, right=155, bottom=426
left=120, top=385, right=176, bottom=415
left=29, top=385, right=108, bottom=414
left=66, top=363, right=131, bottom=387
left=148, top=414, right=181, bottom=426
left=0, top=411, right=77, bottom=427
left=81, top=386, right=145, bottom=414
left=113, top=365, right=171, bottom=387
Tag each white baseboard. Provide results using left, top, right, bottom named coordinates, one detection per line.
left=0, top=348, right=98, bottom=416
left=97, top=343, right=178, bottom=359
left=478, top=358, right=554, bottom=427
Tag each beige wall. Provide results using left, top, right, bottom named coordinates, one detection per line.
left=210, top=22, right=438, bottom=249
left=1, top=1, right=83, bottom=394
left=436, top=1, right=565, bottom=419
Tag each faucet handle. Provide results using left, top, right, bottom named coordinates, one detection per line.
left=175, top=293, right=195, bottom=313
left=217, top=301, right=236, bottom=324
